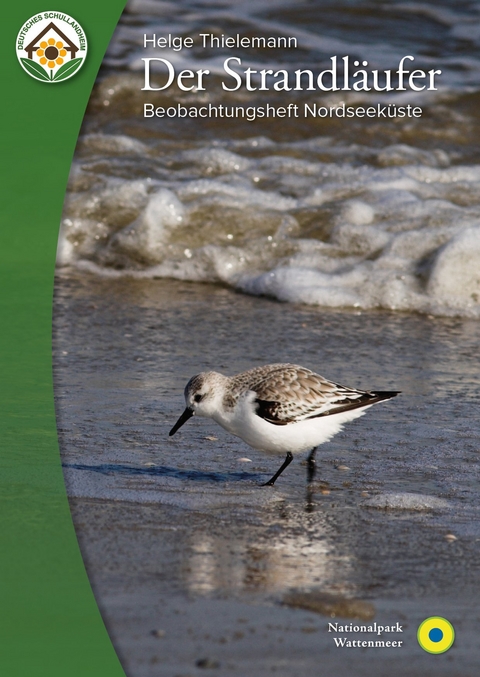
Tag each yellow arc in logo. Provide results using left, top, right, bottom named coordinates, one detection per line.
left=417, top=617, right=455, bottom=654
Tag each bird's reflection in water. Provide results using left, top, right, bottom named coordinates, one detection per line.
left=305, top=479, right=332, bottom=513
left=184, top=498, right=353, bottom=597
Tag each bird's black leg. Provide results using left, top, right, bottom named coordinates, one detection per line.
left=307, top=447, right=317, bottom=483
left=262, top=452, right=293, bottom=486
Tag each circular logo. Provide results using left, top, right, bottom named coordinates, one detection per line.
left=417, top=617, right=455, bottom=654
left=16, top=11, right=87, bottom=83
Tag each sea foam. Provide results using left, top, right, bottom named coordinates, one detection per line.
left=58, top=136, right=480, bottom=318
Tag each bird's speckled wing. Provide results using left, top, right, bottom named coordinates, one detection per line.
left=228, top=363, right=395, bottom=425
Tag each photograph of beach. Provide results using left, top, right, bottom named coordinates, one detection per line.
left=53, top=1, right=480, bottom=674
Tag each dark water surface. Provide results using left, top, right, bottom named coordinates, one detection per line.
left=54, top=272, right=480, bottom=676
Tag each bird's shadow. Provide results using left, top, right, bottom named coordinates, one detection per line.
left=62, top=462, right=264, bottom=484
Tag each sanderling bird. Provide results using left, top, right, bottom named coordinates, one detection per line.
left=169, top=363, right=399, bottom=486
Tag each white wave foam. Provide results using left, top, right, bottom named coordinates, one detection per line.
left=78, top=133, right=149, bottom=155
left=59, top=134, right=480, bottom=318
left=60, top=0, right=480, bottom=320
left=108, top=188, right=185, bottom=265
left=181, top=148, right=252, bottom=174
left=428, top=226, right=480, bottom=307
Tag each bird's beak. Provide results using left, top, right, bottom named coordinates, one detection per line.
left=169, top=407, right=194, bottom=436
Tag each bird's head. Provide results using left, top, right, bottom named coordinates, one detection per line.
left=169, top=371, right=227, bottom=436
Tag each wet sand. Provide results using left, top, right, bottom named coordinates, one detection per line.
left=54, top=273, right=480, bottom=676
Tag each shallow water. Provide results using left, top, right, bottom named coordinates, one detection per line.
left=55, top=272, right=480, bottom=676
left=58, top=0, right=480, bottom=317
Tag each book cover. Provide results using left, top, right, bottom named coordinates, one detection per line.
left=2, top=1, right=479, bottom=676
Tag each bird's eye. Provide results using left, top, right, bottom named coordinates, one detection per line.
left=194, top=394, right=203, bottom=403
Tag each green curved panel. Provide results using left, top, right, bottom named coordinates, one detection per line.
left=0, top=3, right=127, bottom=675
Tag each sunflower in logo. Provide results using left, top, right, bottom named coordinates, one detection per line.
left=36, top=38, right=67, bottom=69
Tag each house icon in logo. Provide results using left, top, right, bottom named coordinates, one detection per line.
left=24, top=22, right=79, bottom=61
